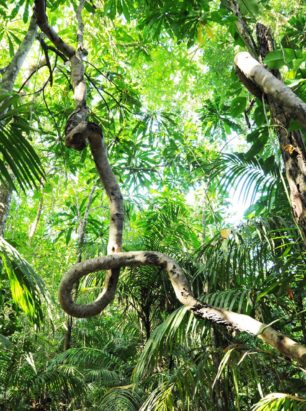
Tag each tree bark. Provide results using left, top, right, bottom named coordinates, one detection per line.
left=256, top=24, right=306, bottom=244
left=28, top=195, right=44, bottom=240
left=234, top=30, right=306, bottom=243
left=234, top=52, right=306, bottom=129
left=35, top=0, right=124, bottom=342
left=34, top=1, right=74, bottom=58
left=227, top=0, right=258, bottom=57
left=229, top=1, right=306, bottom=244
left=0, top=184, right=12, bottom=236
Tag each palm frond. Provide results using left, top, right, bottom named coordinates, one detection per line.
left=210, top=153, right=279, bottom=206
left=134, top=307, right=190, bottom=381
left=0, top=237, right=50, bottom=325
left=252, top=393, right=306, bottom=410
left=196, top=216, right=302, bottom=292
left=50, top=347, right=122, bottom=370
left=205, top=288, right=254, bottom=314
left=86, top=368, right=122, bottom=386
left=0, top=93, right=45, bottom=190
left=99, top=387, right=142, bottom=411
left=33, top=364, right=85, bottom=397
left=139, top=383, right=175, bottom=411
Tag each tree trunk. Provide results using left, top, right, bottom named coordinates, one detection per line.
left=256, top=24, right=306, bottom=244
left=0, top=184, right=12, bottom=236
left=231, top=5, right=306, bottom=244
left=29, top=196, right=44, bottom=240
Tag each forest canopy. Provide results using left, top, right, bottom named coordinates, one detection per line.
left=0, top=0, right=306, bottom=410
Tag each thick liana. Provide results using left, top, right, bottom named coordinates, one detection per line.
left=35, top=0, right=306, bottom=367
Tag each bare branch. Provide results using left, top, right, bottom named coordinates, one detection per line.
left=18, top=61, right=47, bottom=93
left=34, top=0, right=75, bottom=58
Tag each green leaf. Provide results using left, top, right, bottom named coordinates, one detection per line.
left=0, top=237, right=49, bottom=325
left=7, top=34, right=15, bottom=57
left=230, top=96, right=247, bottom=117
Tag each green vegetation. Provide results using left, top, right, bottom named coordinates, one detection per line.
left=0, top=0, right=305, bottom=410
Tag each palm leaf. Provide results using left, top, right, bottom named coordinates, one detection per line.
left=196, top=216, right=301, bottom=292
left=134, top=307, right=194, bottom=381
left=252, top=393, right=306, bottom=410
left=99, top=387, right=142, bottom=411
left=139, top=383, right=175, bottom=411
left=0, top=237, right=49, bottom=325
left=210, top=153, right=279, bottom=206
left=0, top=93, right=45, bottom=190
left=50, top=347, right=122, bottom=370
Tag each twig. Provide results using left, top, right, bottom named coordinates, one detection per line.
left=18, top=62, right=47, bottom=92
left=38, top=35, right=53, bottom=85
left=85, top=73, right=110, bottom=111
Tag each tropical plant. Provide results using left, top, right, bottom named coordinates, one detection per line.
left=0, top=0, right=305, bottom=410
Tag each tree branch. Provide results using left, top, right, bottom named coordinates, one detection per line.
left=227, top=0, right=258, bottom=57
left=234, top=52, right=306, bottom=129
left=18, top=60, right=47, bottom=93
left=59, top=251, right=306, bottom=366
left=35, top=0, right=124, bottom=309
left=34, top=0, right=75, bottom=58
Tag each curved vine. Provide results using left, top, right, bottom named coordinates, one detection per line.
left=34, top=0, right=306, bottom=367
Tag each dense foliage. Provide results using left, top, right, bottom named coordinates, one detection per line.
left=0, top=0, right=305, bottom=410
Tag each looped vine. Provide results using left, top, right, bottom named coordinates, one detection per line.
left=34, top=0, right=306, bottom=367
